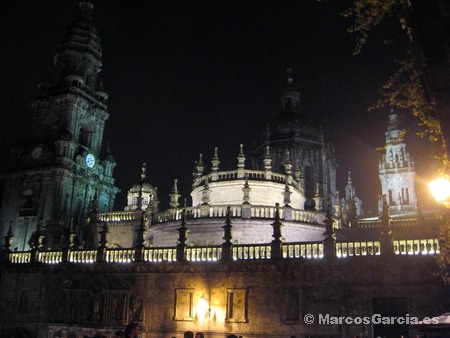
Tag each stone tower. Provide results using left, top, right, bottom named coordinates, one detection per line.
left=0, top=2, right=120, bottom=250
left=252, top=69, right=337, bottom=211
left=378, top=114, right=417, bottom=214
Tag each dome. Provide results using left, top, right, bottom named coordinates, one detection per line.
left=130, top=181, right=154, bottom=194
left=270, top=111, right=319, bottom=140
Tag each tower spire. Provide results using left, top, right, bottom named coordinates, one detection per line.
left=281, top=68, right=301, bottom=113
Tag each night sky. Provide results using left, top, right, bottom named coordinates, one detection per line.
left=0, top=1, right=438, bottom=215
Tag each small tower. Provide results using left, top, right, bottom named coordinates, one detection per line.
left=125, top=163, right=156, bottom=212
left=378, top=113, right=417, bottom=214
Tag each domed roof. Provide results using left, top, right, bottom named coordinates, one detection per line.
left=270, top=111, right=319, bottom=139
left=130, top=181, right=154, bottom=194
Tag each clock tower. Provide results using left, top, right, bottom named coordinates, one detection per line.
left=0, top=2, right=120, bottom=250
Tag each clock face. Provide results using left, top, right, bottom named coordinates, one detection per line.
left=85, top=153, right=95, bottom=168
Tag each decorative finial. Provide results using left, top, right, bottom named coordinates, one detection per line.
left=287, top=68, right=293, bottom=85
left=141, top=163, right=147, bottom=181
left=347, top=171, right=352, bottom=183
left=79, top=1, right=94, bottom=11
left=172, top=179, right=179, bottom=193
left=211, top=147, right=220, bottom=172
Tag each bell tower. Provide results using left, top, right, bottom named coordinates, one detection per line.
left=0, top=2, right=120, bottom=250
left=252, top=69, right=337, bottom=211
left=378, top=113, right=417, bottom=214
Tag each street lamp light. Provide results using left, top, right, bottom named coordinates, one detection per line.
left=428, top=176, right=450, bottom=207
left=428, top=176, right=450, bottom=284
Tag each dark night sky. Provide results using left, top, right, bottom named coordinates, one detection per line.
left=0, top=1, right=438, bottom=215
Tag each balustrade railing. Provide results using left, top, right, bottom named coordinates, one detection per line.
left=38, top=250, right=63, bottom=264
left=9, top=251, right=31, bottom=264
left=106, top=249, right=135, bottom=263
left=146, top=204, right=322, bottom=224
left=98, top=211, right=136, bottom=222
left=336, top=241, right=381, bottom=257
left=282, top=242, right=324, bottom=258
left=68, top=250, right=97, bottom=263
left=4, top=238, right=440, bottom=264
left=186, top=246, right=222, bottom=261
left=232, top=244, right=271, bottom=260
left=393, top=239, right=440, bottom=255
left=143, top=247, right=177, bottom=262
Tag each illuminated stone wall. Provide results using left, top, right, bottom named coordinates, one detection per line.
left=0, top=256, right=445, bottom=338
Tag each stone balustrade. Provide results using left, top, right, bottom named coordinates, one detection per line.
left=2, top=237, right=440, bottom=265
left=9, top=251, right=31, bottom=264
left=336, top=241, right=381, bottom=257
left=143, top=248, right=177, bottom=262
left=105, top=248, right=135, bottom=263
left=186, top=246, right=222, bottom=261
left=68, top=250, right=97, bottom=263
left=38, top=250, right=63, bottom=264
left=193, top=169, right=295, bottom=188
left=105, top=204, right=324, bottom=225
left=282, top=242, right=324, bottom=259
left=393, top=238, right=440, bottom=255
left=232, top=244, right=271, bottom=260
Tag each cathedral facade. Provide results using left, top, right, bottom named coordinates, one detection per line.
left=0, top=3, right=447, bottom=338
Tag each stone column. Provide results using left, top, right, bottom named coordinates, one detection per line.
left=221, top=206, right=234, bottom=261
left=176, top=210, right=188, bottom=262
left=323, top=200, right=336, bottom=258
left=271, top=203, right=284, bottom=259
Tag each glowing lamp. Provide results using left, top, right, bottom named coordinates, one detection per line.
left=197, top=295, right=210, bottom=320
left=428, top=177, right=450, bottom=205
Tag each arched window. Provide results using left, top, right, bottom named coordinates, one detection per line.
left=78, top=123, right=93, bottom=148
left=388, top=189, right=394, bottom=205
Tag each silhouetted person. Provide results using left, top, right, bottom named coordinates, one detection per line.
left=124, top=323, right=139, bottom=338
left=114, top=331, right=124, bottom=338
